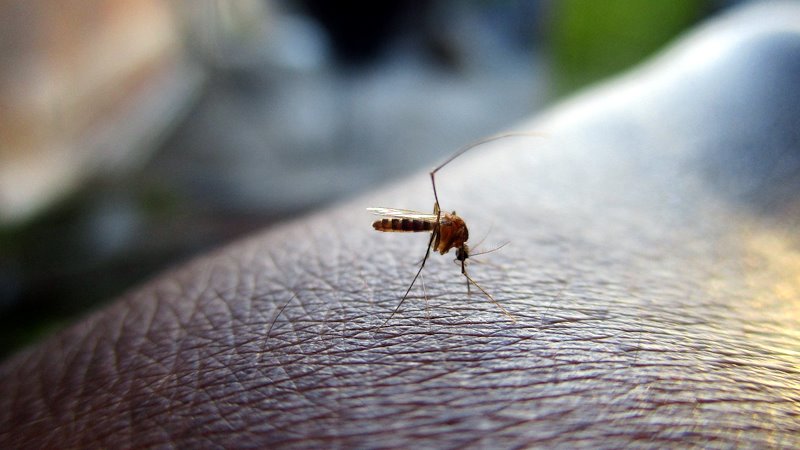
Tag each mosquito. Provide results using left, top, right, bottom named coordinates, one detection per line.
left=369, top=133, right=535, bottom=326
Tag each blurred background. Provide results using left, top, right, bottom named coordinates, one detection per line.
left=0, top=0, right=736, bottom=359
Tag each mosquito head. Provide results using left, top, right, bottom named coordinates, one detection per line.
left=456, top=244, right=469, bottom=262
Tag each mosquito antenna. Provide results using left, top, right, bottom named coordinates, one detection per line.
left=469, top=223, right=494, bottom=253
left=469, top=241, right=509, bottom=257
left=420, top=273, right=430, bottom=325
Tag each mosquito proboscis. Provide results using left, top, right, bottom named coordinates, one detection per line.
left=369, top=132, right=541, bottom=326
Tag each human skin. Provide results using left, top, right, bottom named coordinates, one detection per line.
left=2, top=3, right=799, bottom=448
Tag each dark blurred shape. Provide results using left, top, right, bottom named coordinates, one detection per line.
left=301, top=0, right=420, bottom=64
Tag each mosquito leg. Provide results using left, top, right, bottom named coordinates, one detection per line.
left=430, top=172, right=442, bottom=234
left=463, top=271, right=516, bottom=323
left=379, top=230, right=436, bottom=328
left=431, top=132, right=545, bottom=177
left=420, top=273, right=430, bottom=325
left=430, top=172, right=440, bottom=210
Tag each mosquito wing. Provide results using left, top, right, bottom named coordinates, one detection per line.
left=367, top=207, right=438, bottom=222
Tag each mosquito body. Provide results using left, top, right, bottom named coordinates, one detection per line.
left=370, top=206, right=468, bottom=259
left=369, top=134, right=531, bottom=325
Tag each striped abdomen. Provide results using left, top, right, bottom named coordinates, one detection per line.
left=373, top=218, right=435, bottom=232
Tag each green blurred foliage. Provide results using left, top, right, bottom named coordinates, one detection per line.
left=550, top=0, right=710, bottom=96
